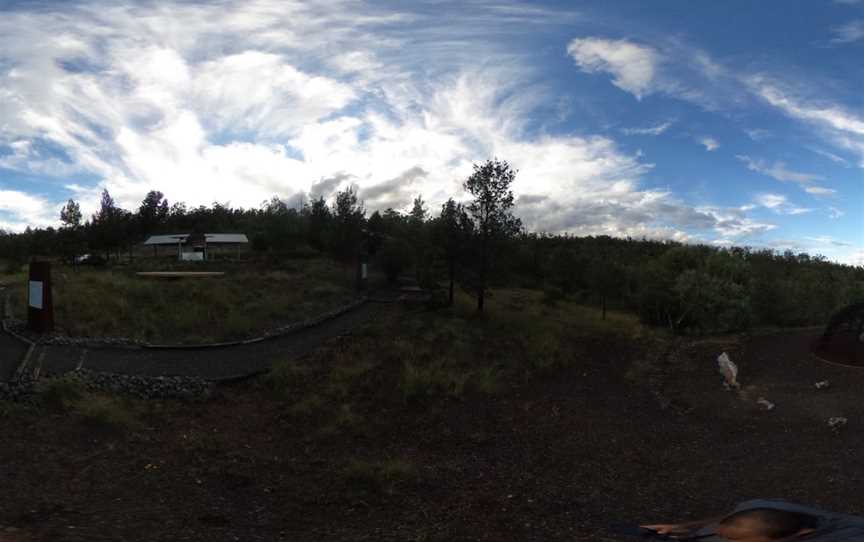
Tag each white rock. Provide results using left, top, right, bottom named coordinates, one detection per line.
left=814, top=380, right=831, bottom=390
left=828, top=417, right=848, bottom=430
left=717, top=352, right=740, bottom=390
left=757, top=397, right=775, bottom=411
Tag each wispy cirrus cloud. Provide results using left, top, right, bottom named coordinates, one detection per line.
left=754, top=193, right=812, bottom=215
left=566, top=34, right=863, bottom=169
left=804, top=186, right=837, bottom=196
left=621, top=121, right=672, bottom=136
left=0, top=0, right=749, bottom=244
left=831, top=20, right=864, bottom=43
left=748, top=79, right=864, bottom=166
left=736, top=155, right=825, bottom=184
left=828, top=207, right=845, bottom=219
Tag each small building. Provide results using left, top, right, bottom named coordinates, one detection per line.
left=143, top=233, right=249, bottom=261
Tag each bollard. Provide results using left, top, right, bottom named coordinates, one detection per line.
left=27, top=261, right=54, bottom=333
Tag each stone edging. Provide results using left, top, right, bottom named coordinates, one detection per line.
left=143, top=296, right=368, bottom=350
left=0, top=369, right=212, bottom=404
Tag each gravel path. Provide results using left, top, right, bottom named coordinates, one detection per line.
left=3, top=300, right=390, bottom=382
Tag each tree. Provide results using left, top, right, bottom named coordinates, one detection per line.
left=409, top=195, right=428, bottom=226
left=59, top=199, right=82, bottom=229
left=58, top=199, right=84, bottom=265
left=435, top=198, right=469, bottom=305
left=331, top=186, right=365, bottom=263
left=306, top=196, right=331, bottom=251
left=588, top=259, right=625, bottom=320
left=138, top=190, right=169, bottom=239
left=366, top=210, right=385, bottom=255
left=408, top=195, right=432, bottom=285
left=91, top=189, right=125, bottom=260
left=463, top=158, right=522, bottom=312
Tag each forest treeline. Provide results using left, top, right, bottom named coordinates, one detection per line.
left=1, top=159, right=862, bottom=333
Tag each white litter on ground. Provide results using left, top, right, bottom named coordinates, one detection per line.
left=828, top=417, right=848, bottom=431
left=717, top=352, right=740, bottom=390
left=814, top=380, right=831, bottom=390
left=756, top=397, right=775, bottom=411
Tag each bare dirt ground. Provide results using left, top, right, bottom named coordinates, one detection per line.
left=1, top=314, right=863, bottom=541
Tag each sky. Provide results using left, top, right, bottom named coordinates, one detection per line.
left=0, top=0, right=862, bottom=264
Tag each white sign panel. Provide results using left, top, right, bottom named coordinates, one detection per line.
left=180, top=252, right=204, bottom=262
left=28, top=280, right=43, bottom=309
left=361, top=263, right=368, bottom=279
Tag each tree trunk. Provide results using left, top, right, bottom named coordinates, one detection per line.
left=448, top=257, right=455, bottom=306
left=477, top=236, right=487, bottom=312
left=601, top=295, right=607, bottom=320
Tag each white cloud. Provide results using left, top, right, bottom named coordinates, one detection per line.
left=748, top=81, right=864, bottom=166
left=831, top=20, right=864, bottom=43
left=566, top=38, right=660, bottom=99
left=805, top=186, right=837, bottom=196
left=754, top=84, right=864, bottom=136
left=754, top=193, right=812, bottom=215
left=621, top=121, right=672, bottom=136
left=192, top=51, right=356, bottom=138
left=0, top=189, right=56, bottom=230
left=699, top=136, right=719, bottom=151
left=828, top=206, right=845, bottom=219
left=805, top=235, right=853, bottom=247
left=0, top=1, right=836, bottom=248
left=328, top=51, right=383, bottom=74
left=745, top=128, right=771, bottom=141
left=810, top=148, right=851, bottom=166
left=736, top=155, right=825, bottom=184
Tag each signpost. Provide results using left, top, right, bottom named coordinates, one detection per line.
left=27, top=261, right=54, bottom=333
left=356, top=255, right=369, bottom=291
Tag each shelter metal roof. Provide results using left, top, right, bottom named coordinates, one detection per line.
left=205, top=233, right=249, bottom=244
left=144, top=234, right=189, bottom=245
left=143, top=233, right=249, bottom=245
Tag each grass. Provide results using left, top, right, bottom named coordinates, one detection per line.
left=37, top=376, right=141, bottom=430
left=265, top=285, right=653, bottom=444
left=400, top=359, right=473, bottom=401
left=5, top=258, right=354, bottom=344
left=0, top=400, right=31, bottom=418
left=343, top=458, right=417, bottom=495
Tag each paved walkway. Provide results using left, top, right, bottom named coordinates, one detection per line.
left=1, top=299, right=393, bottom=382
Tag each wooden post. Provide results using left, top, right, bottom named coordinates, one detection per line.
left=27, top=261, right=54, bottom=333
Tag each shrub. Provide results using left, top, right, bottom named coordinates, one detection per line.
left=38, top=376, right=86, bottom=410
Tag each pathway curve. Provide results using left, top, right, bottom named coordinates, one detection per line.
left=2, top=296, right=397, bottom=382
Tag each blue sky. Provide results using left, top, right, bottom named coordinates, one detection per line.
left=0, top=0, right=862, bottom=264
